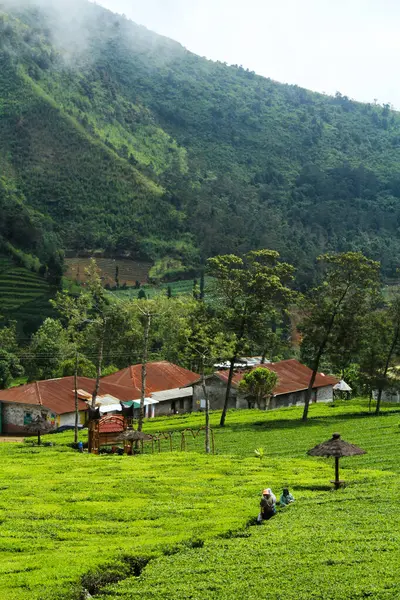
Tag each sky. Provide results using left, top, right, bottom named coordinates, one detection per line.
left=94, top=0, right=400, bottom=108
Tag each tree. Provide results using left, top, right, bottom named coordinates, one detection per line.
left=127, top=295, right=194, bottom=432
left=0, top=350, right=24, bottom=389
left=299, top=252, right=380, bottom=421
left=130, top=298, right=163, bottom=432
left=375, top=297, right=400, bottom=414
left=26, top=414, right=53, bottom=445
left=357, top=310, right=391, bottom=410
left=208, top=250, right=295, bottom=427
left=184, top=304, right=234, bottom=453
left=25, top=318, right=71, bottom=381
left=0, top=322, right=24, bottom=389
left=238, top=367, right=278, bottom=410
left=84, top=260, right=109, bottom=409
left=115, top=265, right=119, bottom=289
left=358, top=298, right=400, bottom=415
left=51, top=289, right=94, bottom=443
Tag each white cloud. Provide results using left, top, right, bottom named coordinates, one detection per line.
left=94, top=0, right=400, bottom=108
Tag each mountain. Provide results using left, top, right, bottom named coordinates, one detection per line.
left=2, top=0, right=400, bottom=288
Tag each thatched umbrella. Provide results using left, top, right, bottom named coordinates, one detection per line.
left=117, top=428, right=153, bottom=454
left=26, top=415, right=53, bottom=445
left=117, top=428, right=153, bottom=442
left=308, top=433, right=366, bottom=489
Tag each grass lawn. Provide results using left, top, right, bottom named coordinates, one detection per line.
left=2, top=401, right=400, bottom=599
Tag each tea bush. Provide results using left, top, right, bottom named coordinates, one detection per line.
left=2, top=400, right=400, bottom=599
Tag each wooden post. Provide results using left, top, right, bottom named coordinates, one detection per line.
left=335, top=456, right=340, bottom=489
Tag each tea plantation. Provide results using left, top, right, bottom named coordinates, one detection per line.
left=0, top=257, right=55, bottom=333
left=2, top=401, right=400, bottom=599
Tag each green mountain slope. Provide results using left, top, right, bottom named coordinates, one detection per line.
left=2, top=0, right=400, bottom=286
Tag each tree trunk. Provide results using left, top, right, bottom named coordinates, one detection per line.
left=219, top=356, right=236, bottom=427
left=201, top=368, right=210, bottom=454
left=220, top=313, right=246, bottom=428
left=74, top=350, right=79, bottom=444
left=303, top=283, right=351, bottom=421
left=376, top=324, right=400, bottom=415
left=37, top=430, right=41, bottom=446
left=92, top=321, right=105, bottom=409
left=302, top=368, right=319, bottom=421
left=138, top=314, right=151, bottom=432
left=200, top=271, right=205, bottom=301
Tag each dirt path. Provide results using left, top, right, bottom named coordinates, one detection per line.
left=0, top=436, right=23, bottom=443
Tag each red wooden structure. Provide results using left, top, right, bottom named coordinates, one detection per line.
left=89, top=415, right=127, bottom=454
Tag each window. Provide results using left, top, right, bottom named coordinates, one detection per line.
left=179, top=398, right=185, bottom=411
left=23, top=412, right=33, bottom=425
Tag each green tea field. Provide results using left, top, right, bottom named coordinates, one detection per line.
left=2, top=401, right=400, bottom=599
left=0, top=257, right=55, bottom=333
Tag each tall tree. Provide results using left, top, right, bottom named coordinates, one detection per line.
left=85, top=260, right=109, bottom=409
left=208, top=250, right=295, bottom=427
left=131, top=298, right=164, bottom=432
left=51, top=291, right=93, bottom=443
left=362, top=298, right=400, bottom=415
left=357, top=310, right=391, bottom=410
left=184, top=304, right=234, bottom=453
left=25, top=318, right=71, bottom=381
left=299, top=252, right=380, bottom=421
left=0, top=322, right=24, bottom=389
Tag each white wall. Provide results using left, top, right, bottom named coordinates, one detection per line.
left=316, top=385, right=334, bottom=402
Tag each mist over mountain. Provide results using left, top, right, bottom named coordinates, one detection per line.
left=2, top=0, right=400, bottom=288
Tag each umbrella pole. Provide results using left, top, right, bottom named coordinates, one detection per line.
left=334, top=457, right=340, bottom=489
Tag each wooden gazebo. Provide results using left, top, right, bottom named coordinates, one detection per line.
left=89, top=414, right=127, bottom=454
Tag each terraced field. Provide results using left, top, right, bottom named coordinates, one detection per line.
left=110, top=278, right=212, bottom=300
left=0, top=257, right=55, bottom=333
left=65, top=258, right=152, bottom=287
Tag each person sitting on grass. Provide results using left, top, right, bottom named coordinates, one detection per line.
left=280, top=487, right=295, bottom=507
left=257, top=488, right=276, bottom=523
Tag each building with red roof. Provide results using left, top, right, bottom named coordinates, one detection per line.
left=103, top=361, right=199, bottom=416
left=0, top=376, right=137, bottom=434
left=191, top=359, right=338, bottom=412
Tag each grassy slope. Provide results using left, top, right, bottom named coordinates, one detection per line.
left=0, top=401, right=399, bottom=599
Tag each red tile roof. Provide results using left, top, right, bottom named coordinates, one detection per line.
left=103, top=361, right=199, bottom=398
left=99, top=415, right=125, bottom=434
left=216, top=359, right=338, bottom=396
left=0, top=377, right=137, bottom=415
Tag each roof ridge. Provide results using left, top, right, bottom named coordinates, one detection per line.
left=35, top=381, right=43, bottom=406
left=130, top=365, right=139, bottom=391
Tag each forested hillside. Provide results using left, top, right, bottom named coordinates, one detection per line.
left=2, top=0, right=400, bottom=287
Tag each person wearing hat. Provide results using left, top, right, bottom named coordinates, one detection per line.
left=257, top=488, right=276, bottom=523
left=280, top=487, right=295, bottom=507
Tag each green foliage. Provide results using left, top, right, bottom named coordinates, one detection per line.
left=254, top=447, right=264, bottom=460
left=300, top=252, right=380, bottom=418
left=238, top=367, right=278, bottom=408
left=3, top=0, right=400, bottom=313
left=0, top=321, right=24, bottom=388
left=60, top=356, right=96, bottom=378
left=208, top=250, right=295, bottom=425
left=24, top=317, right=72, bottom=381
